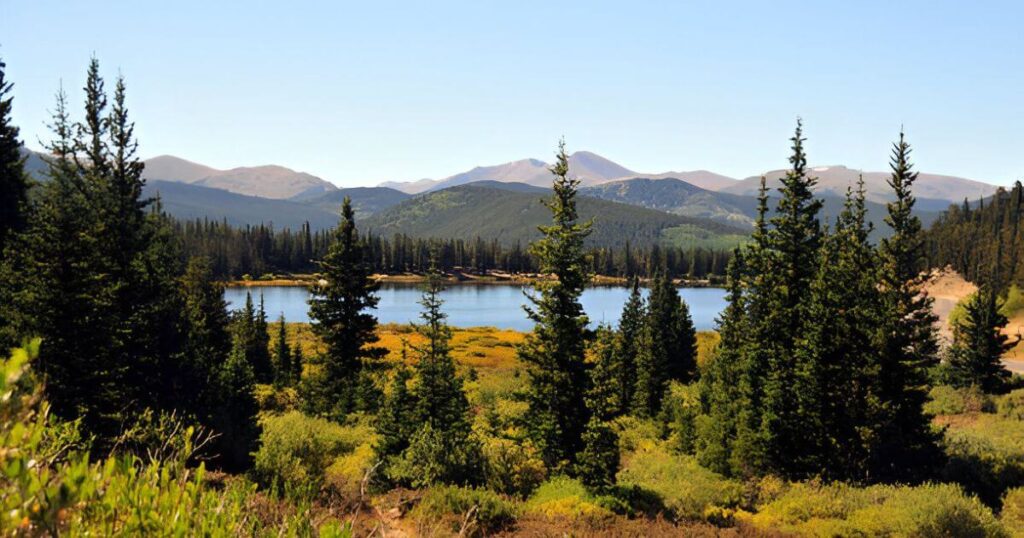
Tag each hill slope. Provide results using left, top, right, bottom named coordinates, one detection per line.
left=582, top=177, right=758, bottom=227
left=143, top=180, right=340, bottom=230
left=362, top=184, right=748, bottom=250
left=298, top=187, right=410, bottom=219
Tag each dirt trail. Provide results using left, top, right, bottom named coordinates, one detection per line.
left=922, top=267, right=1024, bottom=374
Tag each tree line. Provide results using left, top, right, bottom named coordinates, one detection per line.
left=171, top=217, right=732, bottom=280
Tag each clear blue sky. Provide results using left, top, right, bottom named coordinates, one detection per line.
left=2, top=1, right=1022, bottom=187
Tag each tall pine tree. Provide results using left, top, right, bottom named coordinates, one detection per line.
left=518, top=139, right=593, bottom=471
left=304, top=197, right=385, bottom=419
left=0, top=54, right=27, bottom=255
left=872, top=130, right=942, bottom=482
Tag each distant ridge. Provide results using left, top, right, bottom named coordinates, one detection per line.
left=141, top=155, right=338, bottom=200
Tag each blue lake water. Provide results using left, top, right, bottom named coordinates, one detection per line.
left=224, top=284, right=728, bottom=332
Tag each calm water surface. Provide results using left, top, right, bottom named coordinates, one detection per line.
left=225, top=284, right=727, bottom=332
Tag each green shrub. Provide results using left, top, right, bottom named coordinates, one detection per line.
left=1001, top=285, right=1024, bottom=318
left=410, top=485, right=517, bottom=536
left=481, top=436, right=546, bottom=496
left=617, top=442, right=743, bottom=521
left=610, top=415, right=661, bottom=453
left=942, top=415, right=1024, bottom=507
left=1002, top=487, right=1024, bottom=537
left=385, top=423, right=483, bottom=488
left=523, top=476, right=616, bottom=523
left=661, top=382, right=701, bottom=454
left=324, top=442, right=378, bottom=503
left=252, top=411, right=375, bottom=495
left=997, top=389, right=1024, bottom=421
left=745, top=482, right=1006, bottom=537
left=253, top=383, right=300, bottom=413
left=0, top=342, right=279, bottom=535
left=927, top=385, right=995, bottom=416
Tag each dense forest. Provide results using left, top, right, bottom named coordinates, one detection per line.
left=172, top=218, right=731, bottom=280
left=926, top=181, right=1024, bottom=289
left=1, top=57, right=1023, bottom=536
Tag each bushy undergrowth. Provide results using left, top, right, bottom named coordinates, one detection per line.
left=1, top=342, right=349, bottom=536
left=927, top=384, right=996, bottom=415
left=252, top=410, right=376, bottom=496
left=410, top=485, right=517, bottom=536
left=1002, top=487, right=1024, bottom=536
left=942, top=413, right=1024, bottom=508
left=744, top=482, right=1006, bottom=537
left=617, top=441, right=744, bottom=521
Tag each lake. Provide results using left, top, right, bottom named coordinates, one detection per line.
left=224, top=284, right=728, bottom=332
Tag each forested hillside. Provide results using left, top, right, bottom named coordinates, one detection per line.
left=362, top=183, right=750, bottom=250
left=925, top=182, right=1024, bottom=288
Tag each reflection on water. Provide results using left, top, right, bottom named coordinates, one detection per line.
left=224, top=284, right=727, bottom=332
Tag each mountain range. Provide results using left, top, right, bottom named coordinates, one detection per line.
left=18, top=147, right=1002, bottom=247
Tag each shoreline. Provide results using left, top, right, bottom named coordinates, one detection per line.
left=224, top=272, right=724, bottom=288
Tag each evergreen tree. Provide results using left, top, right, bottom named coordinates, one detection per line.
left=0, top=54, right=28, bottom=254
left=273, top=314, right=292, bottom=386
left=518, top=139, right=593, bottom=471
left=792, top=181, right=879, bottom=480
left=375, top=366, right=416, bottom=461
left=213, top=340, right=261, bottom=471
left=397, top=267, right=480, bottom=485
left=872, top=130, right=942, bottom=482
left=230, top=292, right=273, bottom=384
left=759, top=120, right=823, bottom=476
left=947, top=286, right=1013, bottom=392
left=614, top=277, right=645, bottom=414
left=291, top=344, right=304, bottom=385
left=304, top=197, right=385, bottom=419
left=578, top=325, right=621, bottom=488
left=696, top=249, right=747, bottom=474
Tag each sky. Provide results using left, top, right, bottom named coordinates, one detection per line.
left=2, top=1, right=1022, bottom=187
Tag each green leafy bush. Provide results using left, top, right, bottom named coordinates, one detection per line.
left=997, top=389, right=1024, bottom=421
left=252, top=411, right=375, bottom=495
left=385, top=423, right=482, bottom=488
left=745, top=482, right=1006, bottom=537
left=324, top=442, right=378, bottom=504
left=410, top=485, right=517, bottom=536
left=942, top=415, right=1024, bottom=508
left=523, top=476, right=617, bottom=523
left=927, top=385, right=994, bottom=416
left=617, top=442, right=743, bottom=521
left=0, top=342, right=260, bottom=535
left=1002, top=487, right=1024, bottom=536
left=480, top=436, right=546, bottom=496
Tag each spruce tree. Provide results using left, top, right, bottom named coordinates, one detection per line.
left=398, top=267, right=480, bottom=485
left=213, top=340, right=261, bottom=471
left=291, top=345, right=304, bottom=385
left=792, top=181, right=879, bottom=480
left=614, top=276, right=645, bottom=414
left=305, top=197, right=385, bottom=419
left=518, top=139, right=593, bottom=471
left=759, top=119, right=823, bottom=475
left=578, top=325, right=621, bottom=488
left=273, top=314, right=292, bottom=386
left=376, top=365, right=416, bottom=461
left=872, top=130, right=942, bottom=482
left=230, top=292, right=273, bottom=384
left=947, top=286, right=1013, bottom=393
left=696, top=249, right=747, bottom=474
left=0, top=54, right=28, bottom=254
